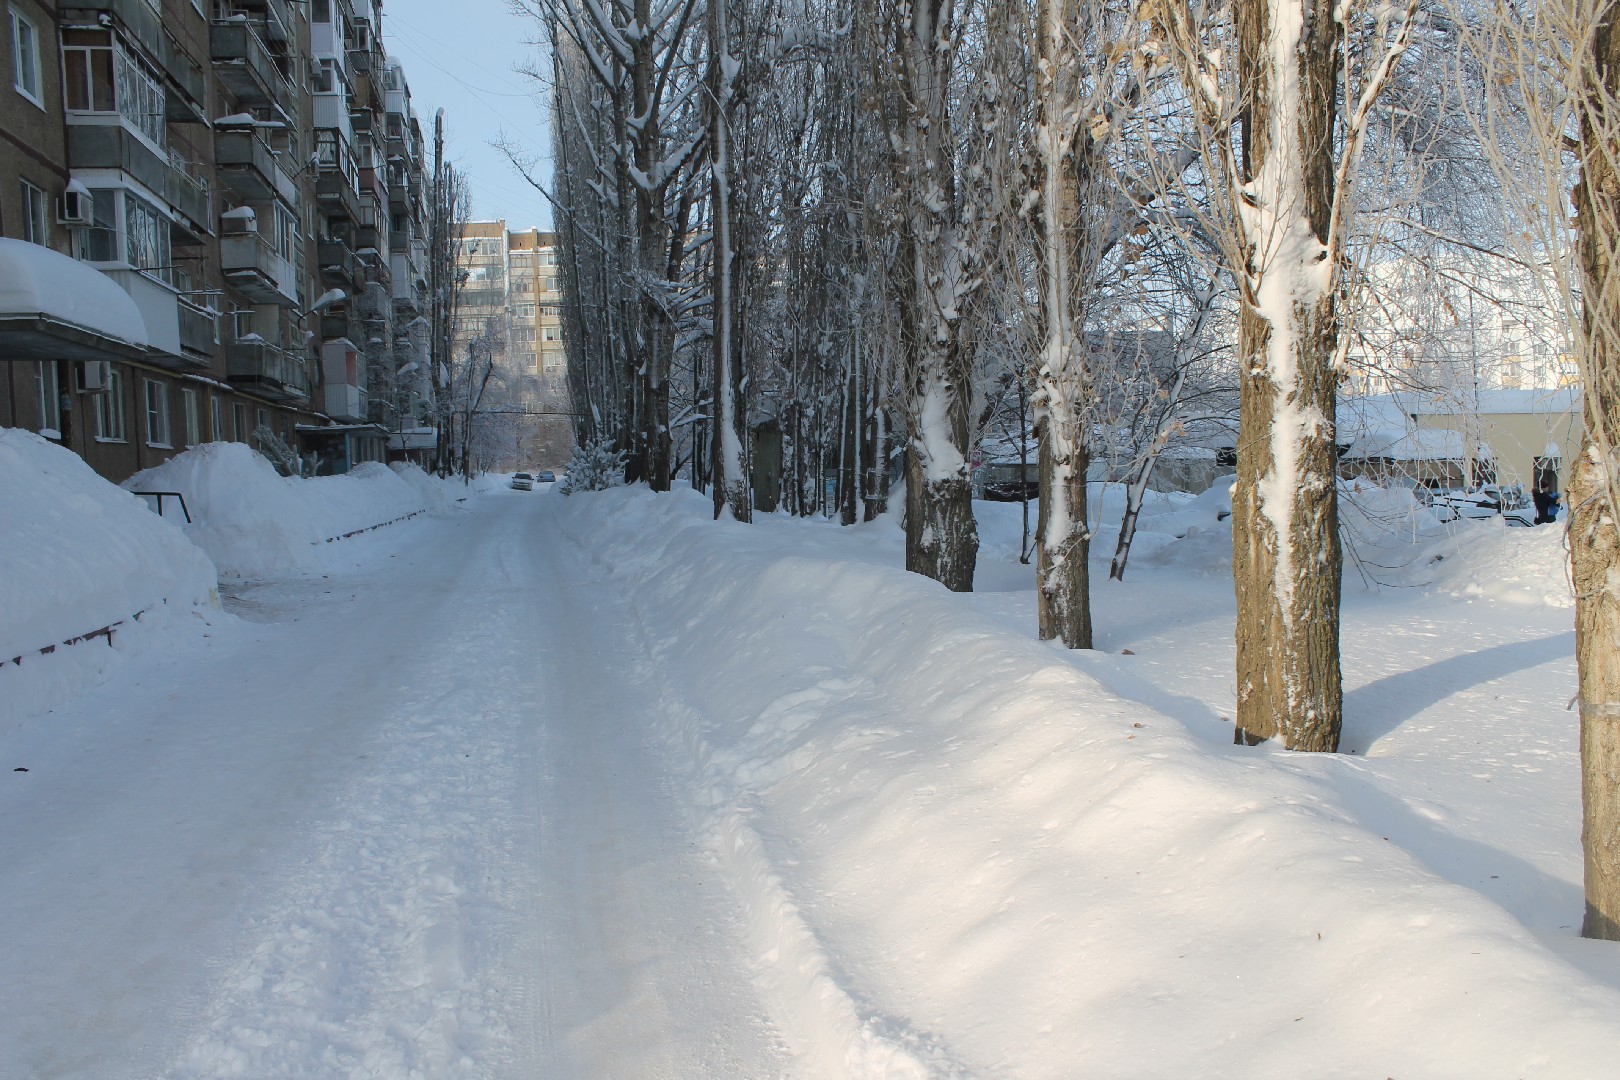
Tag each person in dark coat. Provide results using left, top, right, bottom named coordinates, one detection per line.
left=1533, top=484, right=1557, bottom=525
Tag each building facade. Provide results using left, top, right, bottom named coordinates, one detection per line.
left=452, top=220, right=570, bottom=470
left=1, top=0, right=433, bottom=483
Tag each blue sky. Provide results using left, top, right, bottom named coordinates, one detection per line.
left=380, top=0, right=554, bottom=230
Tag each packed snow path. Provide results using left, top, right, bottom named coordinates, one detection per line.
left=0, top=489, right=790, bottom=1079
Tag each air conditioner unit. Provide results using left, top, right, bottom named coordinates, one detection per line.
left=77, top=360, right=111, bottom=394
left=57, top=186, right=93, bottom=227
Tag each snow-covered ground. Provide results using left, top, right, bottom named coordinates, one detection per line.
left=2, top=441, right=1617, bottom=1078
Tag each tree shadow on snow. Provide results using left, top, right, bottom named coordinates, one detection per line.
left=1342, top=632, right=1573, bottom=754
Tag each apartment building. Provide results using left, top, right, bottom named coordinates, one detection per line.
left=0, top=0, right=434, bottom=483
left=452, top=221, right=570, bottom=469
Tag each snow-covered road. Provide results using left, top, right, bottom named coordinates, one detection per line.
left=0, top=490, right=789, bottom=1079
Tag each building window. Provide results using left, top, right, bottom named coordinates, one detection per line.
left=232, top=401, right=247, bottom=441
left=256, top=407, right=269, bottom=436
left=19, top=179, right=47, bottom=245
left=75, top=188, right=171, bottom=282
left=10, top=6, right=43, bottom=107
left=34, top=361, right=60, bottom=436
left=542, top=326, right=560, bottom=342
left=182, top=387, right=200, bottom=445
left=144, top=378, right=171, bottom=447
left=96, top=367, right=127, bottom=441
left=62, top=29, right=164, bottom=147
left=125, top=191, right=171, bottom=280
left=210, top=394, right=223, bottom=441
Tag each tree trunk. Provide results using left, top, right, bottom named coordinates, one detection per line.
left=1573, top=2, right=1620, bottom=940
left=890, top=0, right=979, bottom=591
left=1030, top=0, right=1096, bottom=647
left=1229, top=0, right=1343, bottom=751
left=708, top=0, right=750, bottom=520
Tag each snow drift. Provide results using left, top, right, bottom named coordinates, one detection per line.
left=0, top=429, right=218, bottom=731
left=125, top=444, right=458, bottom=580
left=550, top=484, right=1612, bottom=1079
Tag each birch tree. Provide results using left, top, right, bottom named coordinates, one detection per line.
left=879, top=0, right=985, bottom=591
left=1148, top=0, right=1419, bottom=749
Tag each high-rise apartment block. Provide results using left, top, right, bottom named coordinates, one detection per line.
left=1, top=0, right=434, bottom=482
left=452, top=221, right=569, bottom=468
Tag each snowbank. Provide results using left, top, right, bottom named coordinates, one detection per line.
left=1, top=429, right=217, bottom=730
left=125, top=444, right=459, bottom=581
left=550, top=485, right=1619, bottom=1078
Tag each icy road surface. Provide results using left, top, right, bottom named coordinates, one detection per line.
left=0, top=489, right=792, bottom=1079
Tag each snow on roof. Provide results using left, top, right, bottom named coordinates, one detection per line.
left=1349, top=388, right=1581, bottom=420
left=0, top=239, right=148, bottom=348
left=1342, top=426, right=1466, bottom=462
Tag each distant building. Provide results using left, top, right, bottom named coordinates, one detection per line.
left=1340, top=388, right=1582, bottom=493
left=453, top=221, right=571, bottom=469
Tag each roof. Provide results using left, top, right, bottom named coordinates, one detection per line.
left=1341, top=426, right=1467, bottom=462
left=1346, top=388, right=1581, bottom=420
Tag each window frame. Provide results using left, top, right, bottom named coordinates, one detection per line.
left=143, top=377, right=171, bottom=448
left=10, top=6, right=43, bottom=108
left=19, top=178, right=47, bottom=245
left=34, top=360, right=60, bottom=435
left=95, top=367, right=127, bottom=442
left=181, top=387, right=200, bottom=446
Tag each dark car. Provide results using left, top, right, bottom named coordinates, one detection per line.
left=536, top=470, right=556, bottom=484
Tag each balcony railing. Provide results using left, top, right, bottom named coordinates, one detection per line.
left=316, top=167, right=360, bottom=221
left=210, top=22, right=290, bottom=110
left=214, top=128, right=299, bottom=204
left=177, top=294, right=217, bottom=358
left=166, top=155, right=211, bottom=237
left=323, top=382, right=367, bottom=421
left=220, top=232, right=299, bottom=307
left=226, top=338, right=307, bottom=400
left=318, top=239, right=360, bottom=289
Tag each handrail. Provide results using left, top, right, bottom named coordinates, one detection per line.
left=131, top=490, right=193, bottom=524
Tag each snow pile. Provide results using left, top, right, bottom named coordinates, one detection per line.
left=551, top=485, right=1620, bottom=1078
left=0, top=429, right=217, bottom=731
left=125, top=444, right=454, bottom=580
left=1419, top=517, right=1574, bottom=607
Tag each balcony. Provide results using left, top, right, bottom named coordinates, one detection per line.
left=62, top=0, right=163, bottom=60
left=214, top=128, right=299, bottom=204
left=162, top=43, right=209, bottom=124
left=318, top=239, right=360, bottom=290
left=316, top=168, right=360, bottom=221
left=227, top=338, right=307, bottom=400
left=166, top=157, right=212, bottom=239
left=220, top=232, right=299, bottom=307
left=178, top=294, right=217, bottom=358
left=387, top=163, right=408, bottom=210
left=68, top=124, right=168, bottom=195
left=210, top=22, right=290, bottom=110
left=323, top=382, right=367, bottom=422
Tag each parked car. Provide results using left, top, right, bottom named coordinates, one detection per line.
left=536, top=470, right=556, bottom=484
left=1426, top=484, right=1536, bottom=526
left=511, top=472, right=534, bottom=491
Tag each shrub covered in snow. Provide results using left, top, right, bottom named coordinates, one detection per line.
left=559, top=440, right=627, bottom=495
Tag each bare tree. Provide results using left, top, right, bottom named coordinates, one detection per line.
left=877, top=0, right=987, bottom=591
